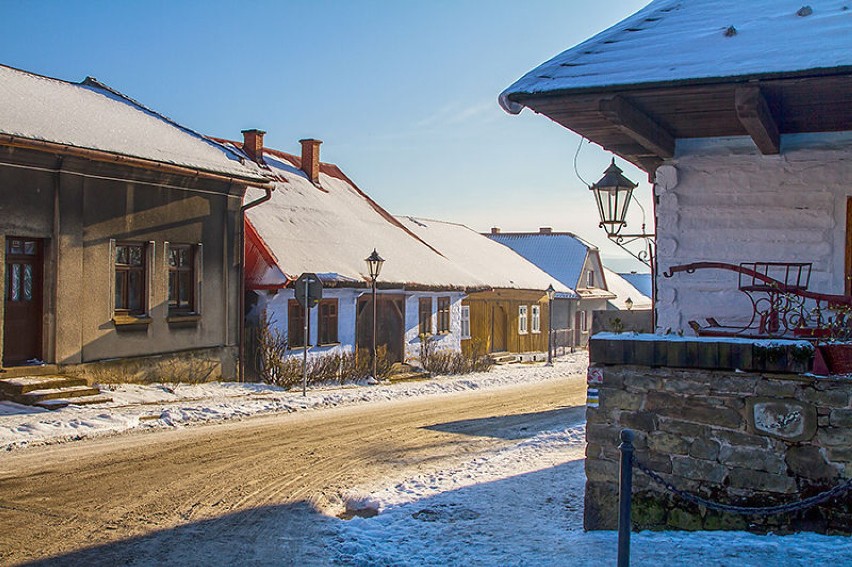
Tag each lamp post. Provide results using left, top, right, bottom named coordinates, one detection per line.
left=625, top=297, right=634, bottom=311
left=546, top=284, right=556, bottom=366
left=589, top=159, right=654, bottom=268
left=365, top=249, right=385, bottom=381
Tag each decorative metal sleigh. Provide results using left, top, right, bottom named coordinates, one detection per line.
left=663, top=262, right=852, bottom=373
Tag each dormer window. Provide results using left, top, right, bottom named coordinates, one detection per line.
left=587, top=270, right=595, bottom=288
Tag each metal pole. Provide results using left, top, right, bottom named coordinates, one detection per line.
left=303, top=283, right=309, bottom=397
left=617, top=429, right=634, bottom=567
left=547, top=296, right=553, bottom=366
left=371, top=278, right=377, bottom=380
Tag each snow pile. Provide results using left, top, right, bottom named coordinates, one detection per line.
left=330, top=424, right=852, bottom=566
left=0, top=353, right=589, bottom=451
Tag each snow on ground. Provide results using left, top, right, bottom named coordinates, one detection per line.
left=0, top=352, right=589, bottom=452
left=329, top=424, right=852, bottom=567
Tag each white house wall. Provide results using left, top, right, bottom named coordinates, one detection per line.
left=655, top=132, right=852, bottom=333
left=403, top=292, right=465, bottom=363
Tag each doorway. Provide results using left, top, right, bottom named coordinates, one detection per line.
left=491, top=305, right=507, bottom=352
left=356, top=294, right=405, bottom=364
left=3, top=237, right=44, bottom=366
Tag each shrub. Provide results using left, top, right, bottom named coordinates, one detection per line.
left=419, top=335, right=493, bottom=375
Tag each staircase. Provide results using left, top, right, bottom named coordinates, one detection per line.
left=0, top=374, right=112, bottom=410
left=491, top=352, right=519, bottom=365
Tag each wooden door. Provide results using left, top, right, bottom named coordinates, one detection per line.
left=574, top=312, right=582, bottom=347
left=4, top=237, right=43, bottom=366
left=356, top=295, right=405, bottom=364
left=492, top=305, right=507, bottom=352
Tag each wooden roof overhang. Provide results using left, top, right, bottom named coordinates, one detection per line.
left=508, top=68, right=852, bottom=175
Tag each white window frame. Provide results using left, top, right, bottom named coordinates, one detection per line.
left=518, top=305, right=528, bottom=335
left=461, top=305, right=471, bottom=339
left=587, top=270, right=595, bottom=288
left=531, top=305, right=541, bottom=333
left=580, top=310, right=588, bottom=332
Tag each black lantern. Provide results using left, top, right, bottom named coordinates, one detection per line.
left=589, top=159, right=637, bottom=237
left=365, top=249, right=385, bottom=281
left=365, top=248, right=384, bottom=381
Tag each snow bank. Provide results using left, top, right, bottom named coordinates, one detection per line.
left=0, top=353, right=589, bottom=452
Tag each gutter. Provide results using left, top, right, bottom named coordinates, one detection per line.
left=238, top=186, right=274, bottom=382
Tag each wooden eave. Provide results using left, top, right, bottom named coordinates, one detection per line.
left=511, top=70, right=852, bottom=174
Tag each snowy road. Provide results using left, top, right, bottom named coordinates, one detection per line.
left=0, top=375, right=585, bottom=565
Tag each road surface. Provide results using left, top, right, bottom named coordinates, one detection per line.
left=0, top=375, right=586, bottom=565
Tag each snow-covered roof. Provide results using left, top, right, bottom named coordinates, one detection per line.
left=0, top=64, right=265, bottom=182
left=242, top=147, right=487, bottom=290
left=396, top=217, right=576, bottom=296
left=501, top=0, right=852, bottom=113
left=486, top=233, right=590, bottom=291
left=619, top=272, right=653, bottom=298
left=605, top=268, right=652, bottom=310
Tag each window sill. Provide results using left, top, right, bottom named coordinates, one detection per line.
left=113, top=314, right=152, bottom=330
left=316, top=342, right=341, bottom=347
left=168, top=313, right=201, bottom=327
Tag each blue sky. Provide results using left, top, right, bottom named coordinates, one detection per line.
left=1, top=0, right=652, bottom=271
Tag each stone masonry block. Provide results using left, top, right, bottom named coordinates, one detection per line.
left=624, top=373, right=660, bottom=393
left=708, top=375, right=759, bottom=395
left=712, top=429, right=771, bottom=448
left=657, top=417, right=708, bottom=439
left=800, top=387, right=849, bottom=408
left=830, top=408, right=852, bottom=428
left=727, top=467, right=797, bottom=494
left=620, top=410, right=657, bottom=432
left=662, top=377, right=709, bottom=395
left=785, top=446, right=840, bottom=481
left=648, top=432, right=690, bottom=455
left=718, top=445, right=786, bottom=474
left=817, top=427, right=852, bottom=448
left=585, top=459, right=619, bottom=483
left=755, top=379, right=800, bottom=398
left=600, top=388, right=643, bottom=412
left=689, top=438, right=721, bottom=461
left=671, top=456, right=728, bottom=484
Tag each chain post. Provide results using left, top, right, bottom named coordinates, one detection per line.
left=618, top=429, right=634, bottom=567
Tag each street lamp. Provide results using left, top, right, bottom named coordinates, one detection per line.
left=546, top=284, right=556, bottom=366
left=625, top=297, right=634, bottom=311
left=589, top=159, right=654, bottom=267
left=365, top=248, right=385, bottom=381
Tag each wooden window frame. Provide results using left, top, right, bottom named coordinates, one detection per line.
left=518, top=305, right=529, bottom=335
left=437, top=296, right=451, bottom=334
left=168, top=244, right=195, bottom=315
left=587, top=270, right=595, bottom=288
left=419, top=297, right=433, bottom=336
left=114, top=242, right=147, bottom=315
left=531, top=304, right=541, bottom=333
left=580, top=310, right=588, bottom=332
left=318, top=298, right=339, bottom=345
left=460, top=305, right=471, bottom=339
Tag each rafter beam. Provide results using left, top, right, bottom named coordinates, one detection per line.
left=599, top=96, right=675, bottom=159
left=735, top=85, right=780, bottom=155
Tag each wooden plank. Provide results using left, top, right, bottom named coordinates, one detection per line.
left=598, top=96, right=675, bottom=158
left=735, top=85, right=780, bottom=154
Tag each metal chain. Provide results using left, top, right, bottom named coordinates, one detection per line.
left=634, top=458, right=852, bottom=516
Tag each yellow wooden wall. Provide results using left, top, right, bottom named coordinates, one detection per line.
left=462, top=289, right=549, bottom=354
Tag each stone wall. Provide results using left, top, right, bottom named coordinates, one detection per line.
left=585, top=363, right=852, bottom=533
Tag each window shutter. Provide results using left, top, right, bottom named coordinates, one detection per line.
left=147, top=241, right=155, bottom=314
left=108, top=238, right=116, bottom=318
left=195, top=243, right=203, bottom=314
left=163, top=241, right=170, bottom=304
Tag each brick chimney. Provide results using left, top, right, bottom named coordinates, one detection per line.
left=491, top=227, right=501, bottom=234
left=241, top=129, right=265, bottom=163
left=539, top=227, right=552, bottom=234
left=300, top=138, right=322, bottom=184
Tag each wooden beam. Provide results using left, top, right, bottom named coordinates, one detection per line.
left=735, top=85, right=780, bottom=154
left=598, top=96, right=675, bottom=158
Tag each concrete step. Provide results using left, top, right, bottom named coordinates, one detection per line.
left=19, top=385, right=102, bottom=404
left=492, top=354, right=519, bottom=364
left=0, top=375, right=88, bottom=396
left=35, top=394, right=114, bottom=410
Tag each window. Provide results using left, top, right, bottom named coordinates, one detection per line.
left=419, top=297, right=433, bottom=336
left=318, top=299, right=338, bottom=344
left=531, top=305, right=541, bottom=333
left=288, top=300, right=306, bottom=347
left=5, top=238, right=38, bottom=303
left=580, top=310, right=588, bottom=332
left=587, top=270, right=595, bottom=288
left=115, top=243, right=146, bottom=314
left=437, top=297, right=450, bottom=333
left=168, top=244, right=195, bottom=313
left=461, top=305, right=471, bottom=339
left=518, top=305, right=528, bottom=334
